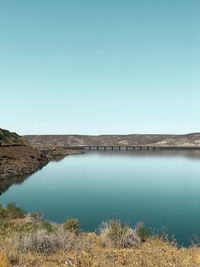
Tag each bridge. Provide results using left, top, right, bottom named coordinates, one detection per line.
left=64, top=145, right=200, bottom=151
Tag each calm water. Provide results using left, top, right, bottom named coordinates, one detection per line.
left=1, top=150, right=200, bottom=245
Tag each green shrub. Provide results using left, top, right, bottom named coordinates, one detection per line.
left=0, top=130, right=10, bottom=141
left=107, top=220, right=129, bottom=241
left=0, top=129, right=20, bottom=143
left=0, top=203, right=26, bottom=219
left=19, top=222, right=39, bottom=233
left=42, top=222, right=53, bottom=233
left=0, top=206, right=7, bottom=219
left=6, top=203, right=26, bottom=218
left=136, top=222, right=149, bottom=242
left=63, top=219, right=80, bottom=234
left=139, top=228, right=149, bottom=242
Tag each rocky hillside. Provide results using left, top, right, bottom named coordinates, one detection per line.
left=0, top=129, right=82, bottom=193
left=0, top=129, right=48, bottom=193
left=23, top=133, right=200, bottom=147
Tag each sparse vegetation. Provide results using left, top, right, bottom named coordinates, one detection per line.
left=13, top=227, right=90, bottom=254
left=63, top=218, right=80, bottom=234
left=31, top=211, right=43, bottom=223
left=24, top=132, right=200, bottom=147
left=99, top=219, right=142, bottom=248
left=136, top=221, right=150, bottom=242
left=0, top=204, right=200, bottom=266
left=42, top=222, right=53, bottom=233
left=0, top=129, right=21, bottom=145
left=0, top=203, right=26, bottom=219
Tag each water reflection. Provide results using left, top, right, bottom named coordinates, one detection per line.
left=1, top=150, right=200, bottom=245
left=84, top=149, right=200, bottom=159
left=0, top=174, right=29, bottom=194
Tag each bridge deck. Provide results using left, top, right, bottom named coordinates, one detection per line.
left=64, top=145, right=200, bottom=150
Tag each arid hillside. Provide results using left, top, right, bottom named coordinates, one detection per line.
left=23, top=133, right=200, bottom=147
left=0, top=129, right=48, bottom=192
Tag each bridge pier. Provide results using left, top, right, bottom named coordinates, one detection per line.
left=67, top=145, right=158, bottom=150
left=66, top=145, right=200, bottom=151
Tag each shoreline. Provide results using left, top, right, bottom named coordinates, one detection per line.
left=0, top=145, right=82, bottom=193
left=0, top=204, right=200, bottom=267
left=23, top=133, right=200, bottom=148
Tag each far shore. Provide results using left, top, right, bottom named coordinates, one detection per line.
left=23, top=133, right=200, bottom=148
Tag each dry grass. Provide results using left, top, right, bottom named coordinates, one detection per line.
left=0, top=207, right=200, bottom=266
left=13, top=227, right=92, bottom=254
left=99, top=220, right=142, bottom=248
left=3, top=238, right=200, bottom=267
left=3, top=230, right=200, bottom=266
left=0, top=252, right=9, bottom=267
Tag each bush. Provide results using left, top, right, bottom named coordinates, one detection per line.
left=0, top=130, right=10, bottom=142
left=19, top=222, right=39, bottom=233
left=13, top=227, right=89, bottom=253
left=0, top=203, right=26, bottom=219
left=0, top=129, right=20, bottom=144
left=63, top=219, right=80, bottom=234
left=99, top=220, right=142, bottom=248
left=135, top=222, right=149, bottom=242
left=31, top=211, right=43, bottom=223
left=0, top=206, right=7, bottom=219
left=42, top=222, right=53, bottom=233
left=6, top=203, right=26, bottom=218
left=139, top=228, right=149, bottom=242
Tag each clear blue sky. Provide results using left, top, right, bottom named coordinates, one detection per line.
left=0, top=0, right=199, bottom=135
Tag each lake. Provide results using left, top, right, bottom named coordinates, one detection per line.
left=1, top=150, right=200, bottom=245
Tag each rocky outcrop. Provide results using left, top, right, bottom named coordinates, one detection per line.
left=0, top=146, right=49, bottom=193
left=0, top=128, right=83, bottom=193
left=0, top=145, right=82, bottom=193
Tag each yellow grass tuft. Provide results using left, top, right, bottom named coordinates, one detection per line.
left=0, top=251, right=9, bottom=267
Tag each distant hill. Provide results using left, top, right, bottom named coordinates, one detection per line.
left=23, top=133, right=200, bottom=147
